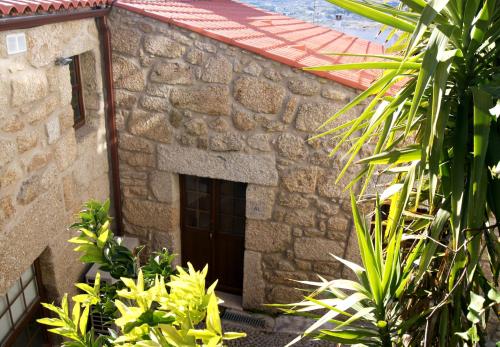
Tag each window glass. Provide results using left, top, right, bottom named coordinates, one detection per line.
left=21, top=267, right=34, bottom=285
left=182, top=176, right=246, bottom=233
left=217, top=181, right=246, bottom=234
left=10, top=296, right=24, bottom=324
left=0, top=296, right=7, bottom=315
left=185, top=210, right=197, bottom=228
left=184, top=176, right=212, bottom=229
left=24, top=281, right=38, bottom=308
left=7, top=282, right=21, bottom=303
left=185, top=176, right=197, bottom=191
left=198, top=193, right=210, bottom=211
left=69, top=55, right=85, bottom=128
left=185, top=210, right=210, bottom=229
left=186, top=192, right=199, bottom=209
left=69, top=61, right=78, bottom=85
left=198, top=212, right=210, bottom=229
left=197, top=178, right=209, bottom=193
left=0, top=263, right=43, bottom=346
left=0, top=313, right=12, bottom=343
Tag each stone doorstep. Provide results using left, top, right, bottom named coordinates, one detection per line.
left=217, top=291, right=244, bottom=311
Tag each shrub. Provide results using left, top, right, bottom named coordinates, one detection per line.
left=38, top=200, right=245, bottom=346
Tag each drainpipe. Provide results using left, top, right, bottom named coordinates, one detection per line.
left=96, top=13, right=124, bottom=236
left=0, top=7, right=124, bottom=236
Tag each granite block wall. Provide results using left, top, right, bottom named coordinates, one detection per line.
left=0, top=19, right=110, bottom=300
left=109, top=7, right=365, bottom=310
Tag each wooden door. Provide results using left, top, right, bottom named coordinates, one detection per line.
left=180, top=175, right=246, bottom=294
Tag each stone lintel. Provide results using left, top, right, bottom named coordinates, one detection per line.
left=157, top=144, right=278, bottom=186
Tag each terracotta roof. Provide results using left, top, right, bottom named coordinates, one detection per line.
left=0, top=0, right=111, bottom=17
left=115, top=0, right=384, bottom=90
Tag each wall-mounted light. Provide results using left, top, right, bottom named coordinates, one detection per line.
left=55, top=57, right=73, bottom=66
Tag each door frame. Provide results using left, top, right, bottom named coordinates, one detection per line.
left=179, top=175, right=246, bottom=294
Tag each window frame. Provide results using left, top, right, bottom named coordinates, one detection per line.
left=69, top=55, right=86, bottom=129
left=1, top=260, right=50, bottom=347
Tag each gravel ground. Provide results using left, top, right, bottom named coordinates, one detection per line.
left=222, top=320, right=334, bottom=347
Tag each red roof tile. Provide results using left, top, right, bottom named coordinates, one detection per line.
left=0, top=0, right=111, bottom=17
left=115, top=0, right=384, bottom=90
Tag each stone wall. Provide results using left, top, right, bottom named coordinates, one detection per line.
left=109, top=7, right=365, bottom=310
left=0, top=19, right=110, bottom=299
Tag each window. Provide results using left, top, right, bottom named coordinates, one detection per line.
left=0, top=261, right=49, bottom=346
left=69, top=55, right=85, bottom=129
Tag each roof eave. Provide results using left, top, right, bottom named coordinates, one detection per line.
left=0, top=7, right=111, bottom=31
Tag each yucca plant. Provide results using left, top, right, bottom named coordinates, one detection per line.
left=285, top=0, right=500, bottom=345
left=280, top=194, right=420, bottom=346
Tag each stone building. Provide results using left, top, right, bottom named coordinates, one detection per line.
left=2, top=0, right=457, bottom=345
left=107, top=1, right=384, bottom=311
left=0, top=2, right=115, bottom=345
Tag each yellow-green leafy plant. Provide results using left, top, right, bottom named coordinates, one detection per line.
left=38, top=274, right=105, bottom=347
left=69, top=200, right=137, bottom=280
left=68, top=200, right=177, bottom=326
left=38, top=265, right=245, bottom=346
left=113, top=264, right=245, bottom=346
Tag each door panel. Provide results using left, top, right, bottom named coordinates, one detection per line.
left=181, top=176, right=212, bottom=280
left=182, top=229, right=211, bottom=279
left=180, top=175, right=246, bottom=294
left=213, top=233, right=244, bottom=293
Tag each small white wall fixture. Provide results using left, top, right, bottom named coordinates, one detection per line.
left=6, top=33, right=27, bottom=55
